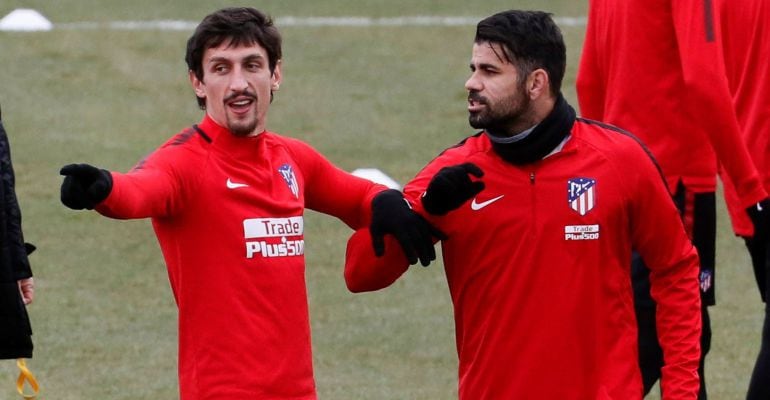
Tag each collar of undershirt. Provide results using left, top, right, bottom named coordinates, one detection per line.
left=485, top=94, right=576, bottom=165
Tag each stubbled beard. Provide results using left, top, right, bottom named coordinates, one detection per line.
left=228, top=117, right=259, bottom=136
left=468, top=86, right=530, bottom=133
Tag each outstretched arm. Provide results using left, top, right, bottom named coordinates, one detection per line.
left=60, top=140, right=193, bottom=219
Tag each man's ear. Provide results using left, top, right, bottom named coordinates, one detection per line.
left=189, top=70, right=206, bottom=99
left=526, top=68, right=550, bottom=100
left=271, top=59, right=283, bottom=91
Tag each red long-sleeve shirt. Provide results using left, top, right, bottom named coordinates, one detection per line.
left=345, top=118, right=701, bottom=399
left=716, top=0, right=770, bottom=236
left=576, top=0, right=766, bottom=208
left=96, top=115, right=384, bottom=399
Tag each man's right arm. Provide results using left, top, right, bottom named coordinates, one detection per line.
left=60, top=145, right=186, bottom=219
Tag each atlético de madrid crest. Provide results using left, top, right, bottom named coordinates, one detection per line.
left=567, top=177, right=596, bottom=216
left=278, top=164, right=299, bottom=198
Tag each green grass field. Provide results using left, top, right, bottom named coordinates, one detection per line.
left=0, top=1, right=764, bottom=398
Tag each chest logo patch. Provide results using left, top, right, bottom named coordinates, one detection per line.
left=244, top=216, right=305, bottom=259
left=567, top=177, right=596, bottom=216
left=278, top=164, right=299, bottom=198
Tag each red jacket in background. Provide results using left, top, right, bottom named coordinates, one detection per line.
left=576, top=0, right=766, bottom=208
left=716, top=0, right=770, bottom=237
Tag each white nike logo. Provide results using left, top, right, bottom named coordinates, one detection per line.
left=226, top=178, right=249, bottom=189
left=471, top=195, right=504, bottom=210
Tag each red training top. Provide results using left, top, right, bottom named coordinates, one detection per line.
left=345, top=118, right=702, bottom=399
left=97, top=115, right=384, bottom=399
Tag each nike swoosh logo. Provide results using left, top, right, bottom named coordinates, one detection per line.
left=226, top=178, right=249, bottom=189
left=471, top=195, right=504, bottom=211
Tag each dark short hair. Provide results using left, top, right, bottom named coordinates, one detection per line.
left=475, top=10, right=566, bottom=97
left=185, top=7, right=282, bottom=109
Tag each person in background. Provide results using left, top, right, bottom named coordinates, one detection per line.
left=0, top=103, right=36, bottom=361
left=576, top=1, right=768, bottom=397
left=345, top=10, right=701, bottom=399
left=58, top=7, right=438, bottom=400
left=715, top=1, right=770, bottom=397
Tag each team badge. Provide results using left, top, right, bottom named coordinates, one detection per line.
left=567, top=177, right=596, bottom=216
left=699, top=269, right=713, bottom=293
left=278, top=164, right=299, bottom=198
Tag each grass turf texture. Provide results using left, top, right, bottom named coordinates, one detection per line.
left=0, top=1, right=763, bottom=398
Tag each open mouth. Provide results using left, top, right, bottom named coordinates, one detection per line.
left=226, top=95, right=256, bottom=115
left=467, top=92, right=487, bottom=112
left=468, top=97, right=486, bottom=113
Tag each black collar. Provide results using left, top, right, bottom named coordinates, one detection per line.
left=486, top=95, right=576, bottom=165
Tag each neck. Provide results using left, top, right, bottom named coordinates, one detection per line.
left=505, top=95, right=557, bottom=136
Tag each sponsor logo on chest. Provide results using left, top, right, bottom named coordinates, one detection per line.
left=243, top=216, right=305, bottom=259
left=564, top=224, right=600, bottom=241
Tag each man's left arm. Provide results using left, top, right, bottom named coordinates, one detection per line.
left=294, top=140, right=384, bottom=228
left=627, top=145, right=701, bottom=399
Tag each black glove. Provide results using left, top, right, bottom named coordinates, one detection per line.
left=60, top=163, right=113, bottom=210
left=421, top=163, right=485, bottom=215
left=747, top=198, right=770, bottom=301
left=370, top=189, right=446, bottom=266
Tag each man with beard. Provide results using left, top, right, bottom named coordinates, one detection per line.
left=342, top=10, right=702, bottom=399
left=58, top=7, right=439, bottom=400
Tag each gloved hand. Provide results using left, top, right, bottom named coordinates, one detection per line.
left=747, top=198, right=770, bottom=302
left=421, top=163, right=485, bottom=215
left=60, top=163, right=113, bottom=210
left=370, top=189, right=446, bottom=266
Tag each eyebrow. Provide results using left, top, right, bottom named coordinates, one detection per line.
left=207, top=53, right=266, bottom=65
left=470, top=62, right=501, bottom=71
